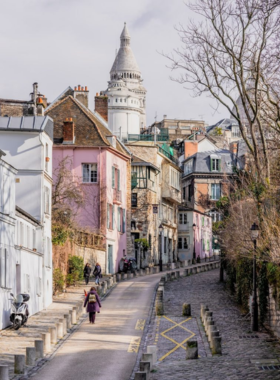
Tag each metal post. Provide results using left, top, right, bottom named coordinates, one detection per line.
left=252, top=240, right=258, bottom=331
left=159, top=232, right=163, bottom=272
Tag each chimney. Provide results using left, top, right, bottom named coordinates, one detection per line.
left=230, top=142, right=238, bottom=155
left=73, top=85, right=89, bottom=108
left=63, top=118, right=75, bottom=144
left=95, top=94, right=108, bottom=122
left=184, top=141, right=198, bottom=159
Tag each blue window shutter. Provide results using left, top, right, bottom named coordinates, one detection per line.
left=118, top=169, right=120, bottom=191
left=107, top=204, right=110, bottom=229
left=122, top=209, right=126, bottom=233
left=112, top=205, right=115, bottom=230
left=112, top=167, right=115, bottom=188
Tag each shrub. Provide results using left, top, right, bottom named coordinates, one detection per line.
left=53, top=268, right=65, bottom=294
left=68, top=255, right=84, bottom=284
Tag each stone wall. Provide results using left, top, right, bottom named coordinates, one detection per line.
left=52, top=238, right=106, bottom=276
left=266, top=286, right=280, bottom=338
left=0, top=102, right=30, bottom=117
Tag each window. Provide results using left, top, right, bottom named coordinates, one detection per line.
left=178, top=237, right=182, bottom=249
left=117, top=207, right=125, bottom=233
left=232, top=126, right=241, bottom=138
left=178, top=237, right=189, bottom=249
left=0, top=248, right=8, bottom=288
left=170, top=168, right=180, bottom=190
left=112, top=205, right=115, bottom=230
left=132, top=193, right=137, bottom=208
left=184, top=160, right=193, bottom=175
left=122, top=209, right=126, bottom=233
left=112, top=167, right=120, bottom=189
left=184, top=237, right=189, bottom=249
left=164, top=237, right=167, bottom=254
left=188, top=184, right=193, bottom=202
left=120, top=98, right=122, bottom=102
left=107, top=204, right=114, bottom=230
left=209, top=211, right=222, bottom=222
left=82, top=164, right=97, bottom=183
left=115, top=98, right=118, bottom=103
left=210, top=157, right=221, bottom=172
left=149, top=234, right=152, bottom=249
left=183, top=187, right=186, bottom=200
left=107, top=204, right=110, bottom=229
left=211, top=184, right=221, bottom=200
left=124, top=99, right=126, bottom=102
left=44, top=186, right=50, bottom=214
left=179, top=213, right=188, bottom=224
left=207, top=240, right=210, bottom=251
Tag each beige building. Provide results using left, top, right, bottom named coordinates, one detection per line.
left=126, top=141, right=181, bottom=268
left=145, top=117, right=206, bottom=142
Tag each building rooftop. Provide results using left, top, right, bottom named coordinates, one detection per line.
left=0, top=116, right=53, bottom=140
left=183, top=150, right=236, bottom=174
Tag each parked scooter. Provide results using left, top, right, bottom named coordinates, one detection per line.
left=9, top=293, right=30, bottom=330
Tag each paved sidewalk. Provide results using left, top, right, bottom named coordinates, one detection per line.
left=145, top=269, right=280, bottom=380
left=0, top=281, right=91, bottom=379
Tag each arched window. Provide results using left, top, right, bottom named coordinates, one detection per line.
left=130, top=73, right=132, bottom=78
left=124, top=73, right=126, bottom=78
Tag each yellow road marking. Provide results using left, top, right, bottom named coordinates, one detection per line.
left=127, top=337, right=141, bottom=353
left=135, top=319, right=146, bottom=330
left=159, top=316, right=196, bottom=361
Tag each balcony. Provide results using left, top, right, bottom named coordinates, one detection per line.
left=113, top=189, right=122, bottom=205
left=178, top=222, right=190, bottom=232
left=162, top=186, right=181, bottom=204
left=158, top=146, right=179, bottom=165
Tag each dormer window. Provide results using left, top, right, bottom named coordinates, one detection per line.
left=210, top=155, right=221, bottom=172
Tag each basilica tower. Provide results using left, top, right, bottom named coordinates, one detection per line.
left=103, top=23, right=147, bottom=140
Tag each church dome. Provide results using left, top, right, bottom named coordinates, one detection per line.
left=110, top=23, right=141, bottom=76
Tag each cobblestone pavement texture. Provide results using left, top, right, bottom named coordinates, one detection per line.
left=146, top=269, right=280, bottom=380
left=0, top=280, right=93, bottom=379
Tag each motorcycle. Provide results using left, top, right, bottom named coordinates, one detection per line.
left=9, top=293, right=30, bottom=330
left=120, top=257, right=137, bottom=273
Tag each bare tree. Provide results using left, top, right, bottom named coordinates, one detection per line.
left=165, top=0, right=280, bottom=182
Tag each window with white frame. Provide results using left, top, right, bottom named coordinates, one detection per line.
left=178, top=237, right=189, bottom=249
left=179, top=213, right=188, bottom=224
left=209, top=210, right=222, bottom=222
left=44, top=186, right=50, bottom=214
left=82, top=164, right=97, bottom=183
left=170, top=167, right=180, bottom=190
left=211, top=184, right=221, bottom=200
left=184, top=159, right=193, bottom=175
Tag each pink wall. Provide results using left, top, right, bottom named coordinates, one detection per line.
left=53, top=146, right=128, bottom=274
left=193, top=212, right=212, bottom=260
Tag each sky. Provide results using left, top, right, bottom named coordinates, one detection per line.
left=0, top=0, right=229, bottom=126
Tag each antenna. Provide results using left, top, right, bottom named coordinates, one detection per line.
left=154, top=111, right=157, bottom=123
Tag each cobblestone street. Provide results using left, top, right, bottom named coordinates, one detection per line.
left=145, top=269, right=280, bottom=380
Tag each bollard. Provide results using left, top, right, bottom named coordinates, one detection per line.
left=197, top=266, right=201, bottom=273
left=116, top=273, right=121, bottom=282
left=175, top=270, right=180, bottom=279
left=142, top=353, right=153, bottom=369
left=57, top=320, right=64, bottom=338
left=155, top=267, right=160, bottom=273
left=211, top=336, right=222, bottom=355
left=192, top=267, right=197, bottom=274
left=186, top=339, right=198, bottom=360
left=200, top=304, right=206, bottom=319
left=123, top=273, right=128, bottom=280
left=166, top=273, right=171, bottom=281
left=0, top=365, right=9, bottom=380
left=49, top=326, right=57, bottom=344
left=160, top=276, right=166, bottom=283
left=139, top=361, right=150, bottom=373
left=14, top=355, right=25, bottom=374
left=34, top=340, right=44, bottom=359
left=145, top=268, right=150, bottom=275
left=42, top=332, right=51, bottom=353
left=182, top=303, right=191, bottom=316
left=171, top=272, right=175, bottom=280
left=204, top=311, right=213, bottom=325
left=63, top=316, right=68, bottom=335
left=189, top=268, right=193, bottom=275
left=183, top=268, right=188, bottom=277
left=206, top=321, right=215, bottom=337
left=140, top=269, right=144, bottom=276
left=210, top=330, right=220, bottom=348
left=26, top=347, right=36, bottom=366
left=147, top=345, right=157, bottom=366
left=201, top=305, right=209, bottom=321
left=113, top=274, right=116, bottom=283
left=155, top=289, right=164, bottom=316
left=205, top=319, right=215, bottom=336
left=127, top=272, right=133, bottom=280
left=135, top=372, right=148, bottom=380
left=121, top=272, right=125, bottom=280
left=64, top=313, right=71, bottom=330
left=72, top=307, right=77, bottom=324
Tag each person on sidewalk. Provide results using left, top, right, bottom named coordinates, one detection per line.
left=84, top=286, right=101, bottom=324
left=83, top=263, right=91, bottom=285
left=93, top=262, right=102, bottom=285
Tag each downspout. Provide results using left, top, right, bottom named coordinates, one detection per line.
left=99, top=147, right=107, bottom=273
left=38, top=131, right=46, bottom=309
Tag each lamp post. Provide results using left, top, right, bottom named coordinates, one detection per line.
left=192, top=223, right=196, bottom=263
left=159, top=224, right=163, bottom=272
left=214, top=238, right=218, bottom=260
left=250, top=222, right=259, bottom=332
left=136, top=241, right=142, bottom=270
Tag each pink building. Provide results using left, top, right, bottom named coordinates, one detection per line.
left=178, top=208, right=212, bottom=263
left=46, top=88, right=130, bottom=274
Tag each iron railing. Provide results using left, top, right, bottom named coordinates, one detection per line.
left=158, top=146, right=179, bottom=165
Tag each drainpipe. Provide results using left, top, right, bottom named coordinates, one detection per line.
left=99, top=147, right=107, bottom=273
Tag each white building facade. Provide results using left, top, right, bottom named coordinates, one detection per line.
left=103, top=23, right=147, bottom=140
left=0, top=116, right=53, bottom=329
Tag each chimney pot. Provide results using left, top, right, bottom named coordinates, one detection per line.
left=69, top=117, right=73, bottom=122
left=74, top=87, right=77, bottom=91
left=96, top=93, right=99, bottom=96
left=85, top=86, right=88, bottom=91
left=78, top=85, right=81, bottom=91
left=81, top=87, right=84, bottom=91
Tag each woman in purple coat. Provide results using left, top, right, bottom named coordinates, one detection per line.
left=84, top=286, right=102, bottom=324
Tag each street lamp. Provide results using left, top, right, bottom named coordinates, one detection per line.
left=159, top=224, right=163, bottom=272
left=192, top=223, right=196, bottom=263
left=250, top=222, right=260, bottom=332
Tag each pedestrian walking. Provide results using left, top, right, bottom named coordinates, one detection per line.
left=84, top=286, right=101, bottom=324
left=93, top=262, right=102, bottom=285
left=83, top=263, right=91, bottom=285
